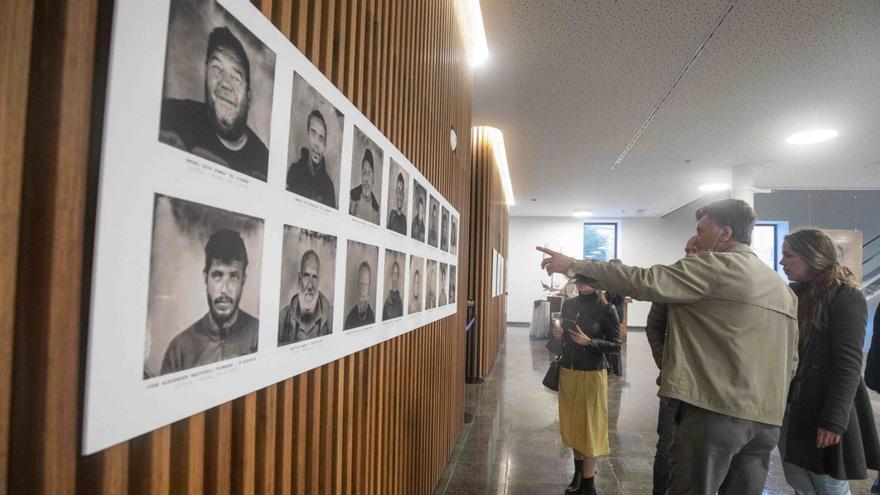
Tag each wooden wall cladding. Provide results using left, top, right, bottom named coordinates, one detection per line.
left=3, top=0, right=473, bottom=494
left=465, top=128, right=509, bottom=381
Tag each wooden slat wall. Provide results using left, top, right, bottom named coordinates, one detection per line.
left=465, top=128, right=510, bottom=381
left=3, top=0, right=473, bottom=493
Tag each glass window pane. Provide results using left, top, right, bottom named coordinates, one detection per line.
left=752, top=224, right=777, bottom=270
left=583, top=223, right=617, bottom=261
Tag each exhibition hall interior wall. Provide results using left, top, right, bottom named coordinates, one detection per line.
left=465, top=127, right=510, bottom=381
left=1, top=1, right=477, bottom=493
left=508, top=190, right=880, bottom=328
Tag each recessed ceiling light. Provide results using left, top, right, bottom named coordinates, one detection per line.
left=572, top=209, right=593, bottom=217
left=786, top=129, right=838, bottom=145
left=698, top=183, right=730, bottom=192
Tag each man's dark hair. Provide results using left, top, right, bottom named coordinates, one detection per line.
left=396, top=173, right=404, bottom=185
left=418, top=195, right=425, bottom=206
left=204, top=229, right=249, bottom=273
left=300, top=249, right=320, bottom=274
left=359, top=260, right=372, bottom=278
left=307, top=109, right=326, bottom=133
left=361, top=149, right=374, bottom=172
left=695, top=198, right=757, bottom=245
left=206, top=27, right=251, bottom=86
left=391, top=261, right=400, bottom=272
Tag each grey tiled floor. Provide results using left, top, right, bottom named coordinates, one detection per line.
left=433, top=326, right=879, bottom=494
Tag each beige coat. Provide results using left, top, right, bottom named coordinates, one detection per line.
left=570, top=244, right=798, bottom=426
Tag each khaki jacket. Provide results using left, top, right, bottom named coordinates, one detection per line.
left=570, top=244, right=798, bottom=426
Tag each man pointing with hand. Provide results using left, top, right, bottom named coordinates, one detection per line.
left=539, top=198, right=799, bottom=495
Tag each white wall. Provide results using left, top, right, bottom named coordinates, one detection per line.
left=507, top=193, right=726, bottom=326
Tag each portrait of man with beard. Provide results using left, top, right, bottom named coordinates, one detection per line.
left=411, top=184, right=427, bottom=243
left=426, top=260, right=438, bottom=310
left=408, top=255, right=424, bottom=314
left=159, top=1, right=275, bottom=182
left=382, top=250, right=405, bottom=320
left=428, top=197, right=440, bottom=248
left=161, top=229, right=259, bottom=374
left=439, top=263, right=448, bottom=306
left=349, top=126, right=384, bottom=225
left=278, top=249, right=333, bottom=345
left=286, top=72, right=344, bottom=208
left=344, top=261, right=376, bottom=329
left=449, top=266, right=457, bottom=304
left=386, top=160, right=409, bottom=235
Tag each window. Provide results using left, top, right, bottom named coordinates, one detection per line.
left=752, top=224, right=778, bottom=270
left=583, top=223, right=618, bottom=261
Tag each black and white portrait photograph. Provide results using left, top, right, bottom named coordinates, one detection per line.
left=411, top=181, right=427, bottom=243
left=343, top=240, right=379, bottom=330
left=426, top=260, right=438, bottom=310
left=439, top=262, right=448, bottom=306
left=144, top=194, right=264, bottom=378
left=382, top=249, right=406, bottom=321
left=277, top=226, right=336, bottom=346
left=348, top=126, right=384, bottom=225
left=450, top=216, right=458, bottom=255
left=286, top=72, right=343, bottom=208
left=158, top=0, right=276, bottom=181
left=408, top=255, right=424, bottom=314
left=449, top=265, right=457, bottom=304
left=386, top=159, right=409, bottom=236
left=440, top=207, right=450, bottom=252
left=427, top=196, right=440, bottom=248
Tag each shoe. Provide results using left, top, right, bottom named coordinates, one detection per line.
left=575, top=475, right=596, bottom=495
left=565, top=459, right=584, bottom=493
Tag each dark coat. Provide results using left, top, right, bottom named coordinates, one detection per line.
left=548, top=292, right=620, bottom=372
left=783, top=284, right=880, bottom=480
left=863, top=300, right=880, bottom=392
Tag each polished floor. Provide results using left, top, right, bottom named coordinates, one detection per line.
left=433, top=326, right=879, bottom=495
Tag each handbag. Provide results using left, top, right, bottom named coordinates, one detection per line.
left=542, top=355, right=561, bottom=391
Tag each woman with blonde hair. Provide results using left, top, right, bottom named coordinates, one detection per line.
left=779, top=229, right=880, bottom=493
left=549, top=275, right=620, bottom=495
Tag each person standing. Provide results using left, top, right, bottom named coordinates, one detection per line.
left=549, top=275, right=620, bottom=494
left=538, top=199, right=799, bottom=494
left=645, top=235, right=698, bottom=495
left=779, top=229, right=880, bottom=493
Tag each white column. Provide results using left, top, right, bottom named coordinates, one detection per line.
left=732, top=166, right=754, bottom=207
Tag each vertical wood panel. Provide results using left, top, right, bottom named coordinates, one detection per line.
left=7, top=2, right=473, bottom=494
left=0, top=2, right=34, bottom=493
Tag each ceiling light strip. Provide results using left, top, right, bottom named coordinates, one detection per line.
left=475, top=127, right=516, bottom=206
left=612, top=1, right=738, bottom=170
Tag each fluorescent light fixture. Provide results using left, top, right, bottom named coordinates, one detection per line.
left=698, top=183, right=730, bottom=192
left=475, top=127, right=515, bottom=206
left=572, top=210, right=593, bottom=217
left=456, top=0, right=489, bottom=67
left=786, top=129, right=838, bottom=145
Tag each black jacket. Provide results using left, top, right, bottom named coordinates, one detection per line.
left=863, top=300, right=880, bottom=392
left=548, top=292, right=621, bottom=371
left=784, top=283, right=880, bottom=479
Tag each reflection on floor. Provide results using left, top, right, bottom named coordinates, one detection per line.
left=434, top=326, right=879, bottom=495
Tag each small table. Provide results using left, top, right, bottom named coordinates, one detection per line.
left=529, top=300, right=550, bottom=339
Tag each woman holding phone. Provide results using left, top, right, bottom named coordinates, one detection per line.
left=549, top=274, right=621, bottom=495
left=779, top=229, right=880, bottom=493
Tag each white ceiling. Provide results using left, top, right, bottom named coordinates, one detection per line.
left=473, top=0, right=880, bottom=217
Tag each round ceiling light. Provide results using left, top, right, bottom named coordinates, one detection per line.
left=698, top=183, right=730, bottom=192
left=572, top=209, right=594, bottom=217
left=786, top=129, right=838, bottom=145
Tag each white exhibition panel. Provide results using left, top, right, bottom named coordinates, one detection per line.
left=82, top=0, right=460, bottom=454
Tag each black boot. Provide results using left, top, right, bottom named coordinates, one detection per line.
left=565, top=459, right=583, bottom=493
left=576, top=474, right=596, bottom=495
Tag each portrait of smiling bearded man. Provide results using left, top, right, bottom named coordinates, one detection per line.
left=160, top=18, right=272, bottom=181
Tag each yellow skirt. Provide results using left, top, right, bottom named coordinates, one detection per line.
left=558, top=367, right=609, bottom=457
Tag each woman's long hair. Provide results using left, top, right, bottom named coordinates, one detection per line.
left=785, top=229, right=860, bottom=351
